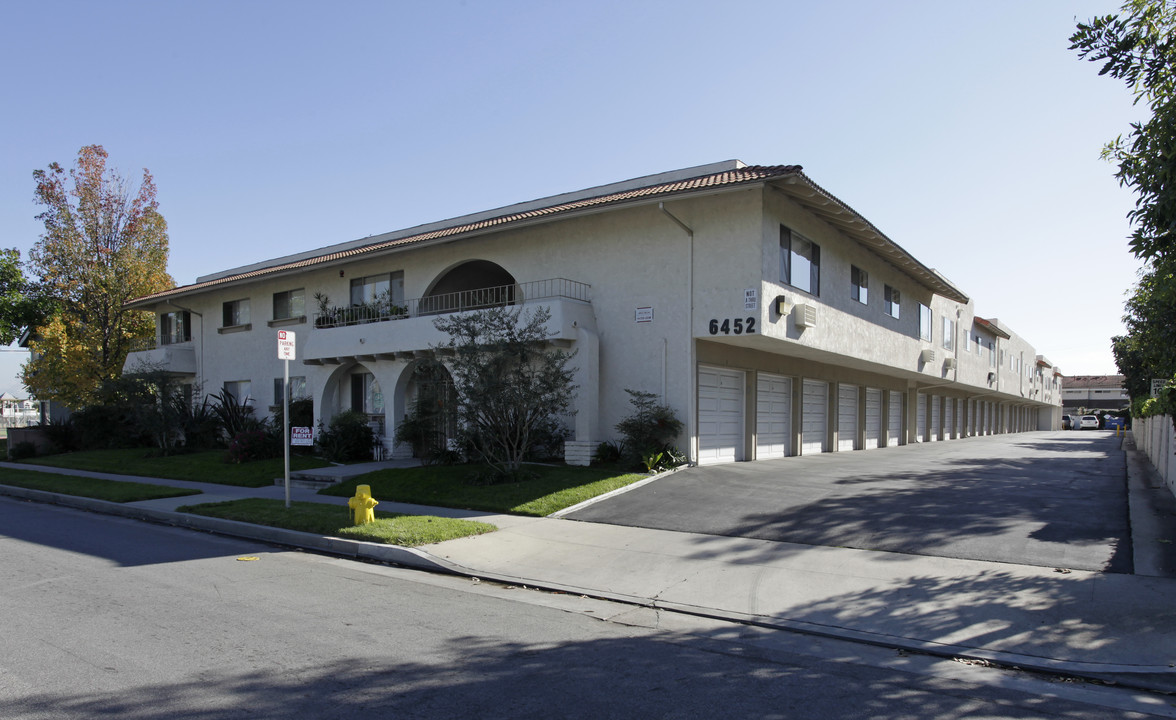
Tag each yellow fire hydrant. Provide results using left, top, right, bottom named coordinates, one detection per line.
left=347, top=484, right=378, bottom=525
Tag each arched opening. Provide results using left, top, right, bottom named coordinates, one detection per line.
left=420, top=260, right=517, bottom=315
left=398, top=361, right=458, bottom=458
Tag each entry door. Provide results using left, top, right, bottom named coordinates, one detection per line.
left=864, top=388, right=882, bottom=449
left=756, top=374, right=792, bottom=459
left=801, top=380, right=828, bottom=455
left=698, top=367, right=744, bottom=465
left=916, top=393, right=927, bottom=442
left=929, top=395, right=941, bottom=442
left=837, top=384, right=858, bottom=452
left=887, top=390, right=902, bottom=446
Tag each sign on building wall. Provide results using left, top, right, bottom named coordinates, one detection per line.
left=635, top=307, right=654, bottom=323
left=744, top=288, right=757, bottom=310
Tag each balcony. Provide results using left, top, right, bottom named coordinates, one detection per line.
left=122, top=335, right=197, bottom=375
left=303, top=278, right=593, bottom=365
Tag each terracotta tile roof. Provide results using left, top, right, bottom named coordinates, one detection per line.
left=128, top=162, right=968, bottom=306
left=973, top=317, right=1011, bottom=339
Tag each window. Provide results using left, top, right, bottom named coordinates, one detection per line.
left=884, top=285, right=900, bottom=319
left=780, top=226, right=820, bottom=296
left=350, top=272, right=404, bottom=307
left=223, top=380, right=252, bottom=405
left=975, top=335, right=983, bottom=355
left=989, top=341, right=997, bottom=368
left=964, top=332, right=971, bottom=353
left=851, top=266, right=868, bottom=304
left=273, top=289, right=305, bottom=321
left=273, top=376, right=307, bottom=406
left=942, top=317, right=954, bottom=351
left=350, top=372, right=384, bottom=415
left=918, top=303, right=932, bottom=341
left=223, top=298, right=251, bottom=328
left=160, top=310, right=191, bottom=345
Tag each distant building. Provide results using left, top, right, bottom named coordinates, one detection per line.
left=1061, top=375, right=1129, bottom=413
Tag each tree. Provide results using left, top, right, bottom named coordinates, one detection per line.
left=432, top=306, right=576, bottom=479
left=22, top=145, right=173, bottom=408
left=1071, top=1, right=1176, bottom=397
left=0, top=247, right=52, bottom=345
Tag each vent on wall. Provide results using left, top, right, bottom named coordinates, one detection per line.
left=793, top=303, right=817, bottom=328
left=944, top=357, right=957, bottom=369
left=920, top=348, right=936, bottom=364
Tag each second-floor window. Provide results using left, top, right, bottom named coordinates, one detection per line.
left=942, top=317, right=954, bottom=351
left=160, top=310, right=190, bottom=345
left=350, top=272, right=404, bottom=307
left=918, top=303, right=932, bottom=341
left=851, top=266, right=868, bottom=304
left=223, top=298, right=250, bottom=328
left=273, top=288, right=305, bottom=320
left=780, top=226, right=820, bottom=296
left=884, top=285, right=900, bottom=319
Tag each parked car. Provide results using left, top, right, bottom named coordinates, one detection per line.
left=1078, top=415, right=1099, bottom=430
left=1062, top=415, right=1073, bottom=430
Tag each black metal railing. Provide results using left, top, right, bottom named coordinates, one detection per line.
left=312, top=278, right=590, bottom=329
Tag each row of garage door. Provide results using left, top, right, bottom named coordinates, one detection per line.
left=698, top=366, right=1023, bottom=465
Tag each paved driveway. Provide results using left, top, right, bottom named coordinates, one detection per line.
left=567, top=431, right=1131, bottom=573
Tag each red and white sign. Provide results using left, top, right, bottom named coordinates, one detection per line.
left=291, top=426, right=314, bottom=446
left=277, top=330, right=296, bottom=360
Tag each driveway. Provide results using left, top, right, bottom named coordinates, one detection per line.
left=567, top=432, right=1131, bottom=573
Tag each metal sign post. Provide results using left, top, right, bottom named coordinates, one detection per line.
left=277, top=331, right=297, bottom=508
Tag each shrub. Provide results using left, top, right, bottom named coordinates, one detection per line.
left=225, top=428, right=282, bottom=464
left=40, top=417, right=78, bottom=453
left=615, top=389, right=684, bottom=468
left=9, top=441, right=37, bottom=461
left=394, top=399, right=449, bottom=465
left=592, top=440, right=626, bottom=465
left=316, top=411, right=375, bottom=463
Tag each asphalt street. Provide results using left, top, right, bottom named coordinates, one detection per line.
left=568, top=431, right=1131, bottom=572
left=2, top=496, right=1167, bottom=719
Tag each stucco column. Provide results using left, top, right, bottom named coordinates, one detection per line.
left=565, top=324, right=600, bottom=466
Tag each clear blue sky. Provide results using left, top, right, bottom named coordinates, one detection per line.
left=0, top=0, right=1142, bottom=396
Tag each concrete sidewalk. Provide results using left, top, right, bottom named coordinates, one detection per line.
left=2, top=445, right=1175, bottom=692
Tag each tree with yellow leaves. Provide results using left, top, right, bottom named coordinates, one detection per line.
left=22, top=145, right=174, bottom=409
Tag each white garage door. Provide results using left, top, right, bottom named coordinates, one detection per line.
left=887, top=390, right=902, bottom=446
left=801, top=379, right=828, bottom=455
left=756, top=374, right=792, bottom=459
left=944, top=398, right=954, bottom=440
left=837, top=384, right=858, bottom=452
left=916, top=392, right=927, bottom=442
left=864, top=388, right=882, bottom=450
left=929, top=395, right=941, bottom=442
left=698, top=367, right=744, bottom=465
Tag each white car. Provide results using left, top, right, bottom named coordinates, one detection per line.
left=1078, top=415, right=1099, bottom=430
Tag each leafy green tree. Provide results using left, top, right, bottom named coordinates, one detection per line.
left=432, top=306, right=576, bottom=479
left=1072, top=1, right=1176, bottom=398
left=0, top=248, right=52, bottom=345
left=22, top=145, right=173, bottom=408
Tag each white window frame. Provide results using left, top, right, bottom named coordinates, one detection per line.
left=851, top=266, right=868, bottom=305
left=780, top=225, right=820, bottom=296
left=918, top=303, right=932, bottom=342
left=884, top=285, right=900, bottom=319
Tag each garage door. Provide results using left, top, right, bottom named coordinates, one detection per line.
left=837, top=384, right=858, bottom=452
left=916, top=392, right=927, bottom=442
left=944, top=398, right=954, bottom=440
left=929, top=395, right=941, bottom=442
left=801, top=380, right=828, bottom=455
left=756, top=373, right=791, bottom=459
left=698, top=367, right=744, bottom=465
left=864, top=388, right=882, bottom=449
left=887, top=390, right=902, bottom=446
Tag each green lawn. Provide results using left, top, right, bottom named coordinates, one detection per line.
left=0, top=467, right=201, bottom=503
left=20, top=448, right=331, bottom=487
left=320, top=464, right=647, bottom=516
left=179, top=498, right=496, bottom=547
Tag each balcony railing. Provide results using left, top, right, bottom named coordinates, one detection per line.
left=312, top=278, right=590, bottom=329
left=129, top=332, right=191, bottom=353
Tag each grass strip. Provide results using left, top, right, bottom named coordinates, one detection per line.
left=0, top=467, right=201, bottom=503
left=179, top=498, right=496, bottom=547
left=319, top=463, right=647, bottom=516
left=22, top=448, right=331, bottom=488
